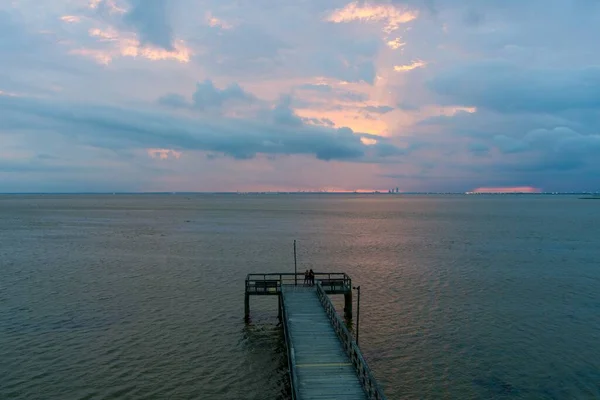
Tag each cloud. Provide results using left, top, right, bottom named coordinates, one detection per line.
left=0, top=11, right=51, bottom=55
left=124, top=0, right=174, bottom=50
left=0, top=92, right=403, bottom=163
left=63, top=0, right=190, bottom=65
left=305, top=52, right=377, bottom=84
left=296, top=82, right=369, bottom=103
left=158, top=93, right=189, bottom=108
left=492, top=135, right=530, bottom=154
left=294, top=83, right=370, bottom=111
left=429, top=62, right=600, bottom=113
left=414, top=106, right=600, bottom=172
left=468, top=142, right=490, bottom=156
left=186, top=4, right=383, bottom=84
left=298, top=83, right=334, bottom=93
left=147, top=148, right=182, bottom=160
left=386, top=38, right=405, bottom=49
left=396, top=102, right=419, bottom=111
left=0, top=160, right=77, bottom=173
left=0, top=10, right=102, bottom=92
left=271, top=95, right=304, bottom=126
left=338, top=91, right=369, bottom=103
left=70, top=27, right=191, bottom=64
left=327, top=2, right=418, bottom=34
left=363, top=106, right=394, bottom=114
left=205, top=12, right=233, bottom=30
left=3, top=0, right=600, bottom=192
left=192, top=22, right=288, bottom=77
left=494, top=127, right=600, bottom=158
left=158, top=80, right=257, bottom=112
left=61, top=15, right=81, bottom=23
left=192, top=80, right=255, bottom=110
left=89, top=0, right=126, bottom=14
left=394, top=60, right=426, bottom=72
left=303, top=117, right=335, bottom=127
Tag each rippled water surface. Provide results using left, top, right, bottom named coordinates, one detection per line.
left=1, top=194, right=599, bottom=399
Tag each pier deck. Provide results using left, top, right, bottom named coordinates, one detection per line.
left=245, top=273, right=387, bottom=400
left=282, top=285, right=367, bottom=399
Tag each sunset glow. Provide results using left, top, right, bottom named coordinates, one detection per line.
left=394, top=61, right=427, bottom=72
left=386, top=38, right=406, bottom=50
left=60, top=15, right=81, bottom=23
left=147, top=149, right=183, bottom=160
left=469, top=187, right=543, bottom=194
left=326, top=2, right=418, bottom=33
left=1, top=0, right=597, bottom=193
left=73, top=28, right=192, bottom=64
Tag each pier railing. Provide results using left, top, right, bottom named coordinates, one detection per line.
left=246, top=272, right=351, bottom=294
left=316, top=282, right=387, bottom=400
left=279, top=292, right=300, bottom=400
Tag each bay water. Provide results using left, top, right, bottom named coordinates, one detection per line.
left=1, top=194, right=599, bottom=399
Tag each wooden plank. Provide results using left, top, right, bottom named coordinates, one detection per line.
left=282, top=286, right=367, bottom=400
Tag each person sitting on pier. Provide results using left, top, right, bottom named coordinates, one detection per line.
left=304, top=269, right=309, bottom=286
left=309, top=269, right=315, bottom=286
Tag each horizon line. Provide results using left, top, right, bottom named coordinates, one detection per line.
left=0, top=191, right=598, bottom=195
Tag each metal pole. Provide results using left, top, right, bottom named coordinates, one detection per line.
left=353, top=285, right=360, bottom=345
left=294, top=240, right=297, bottom=286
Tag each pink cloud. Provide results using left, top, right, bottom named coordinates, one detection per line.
left=326, top=2, right=418, bottom=34
left=468, top=186, right=542, bottom=194
left=147, top=149, right=182, bottom=160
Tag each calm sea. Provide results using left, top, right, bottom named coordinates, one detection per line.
left=1, top=194, right=599, bottom=399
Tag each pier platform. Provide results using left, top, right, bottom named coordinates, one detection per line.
left=245, top=273, right=386, bottom=400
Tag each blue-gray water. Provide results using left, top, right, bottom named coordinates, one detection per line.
left=1, top=194, right=599, bottom=399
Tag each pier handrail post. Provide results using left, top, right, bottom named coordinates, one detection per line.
left=353, top=285, right=361, bottom=345
left=294, top=240, right=297, bottom=286
left=280, top=289, right=300, bottom=400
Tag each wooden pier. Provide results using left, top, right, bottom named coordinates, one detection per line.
left=245, top=273, right=387, bottom=400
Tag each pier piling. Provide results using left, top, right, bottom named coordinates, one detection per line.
left=344, top=290, right=353, bottom=320
left=277, top=294, right=282, bottom=321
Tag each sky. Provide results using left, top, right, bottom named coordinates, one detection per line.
left=1, top=0, right=599, bottom=193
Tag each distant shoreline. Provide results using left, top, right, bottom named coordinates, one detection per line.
left=1, top=192, right=599, bottom=196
